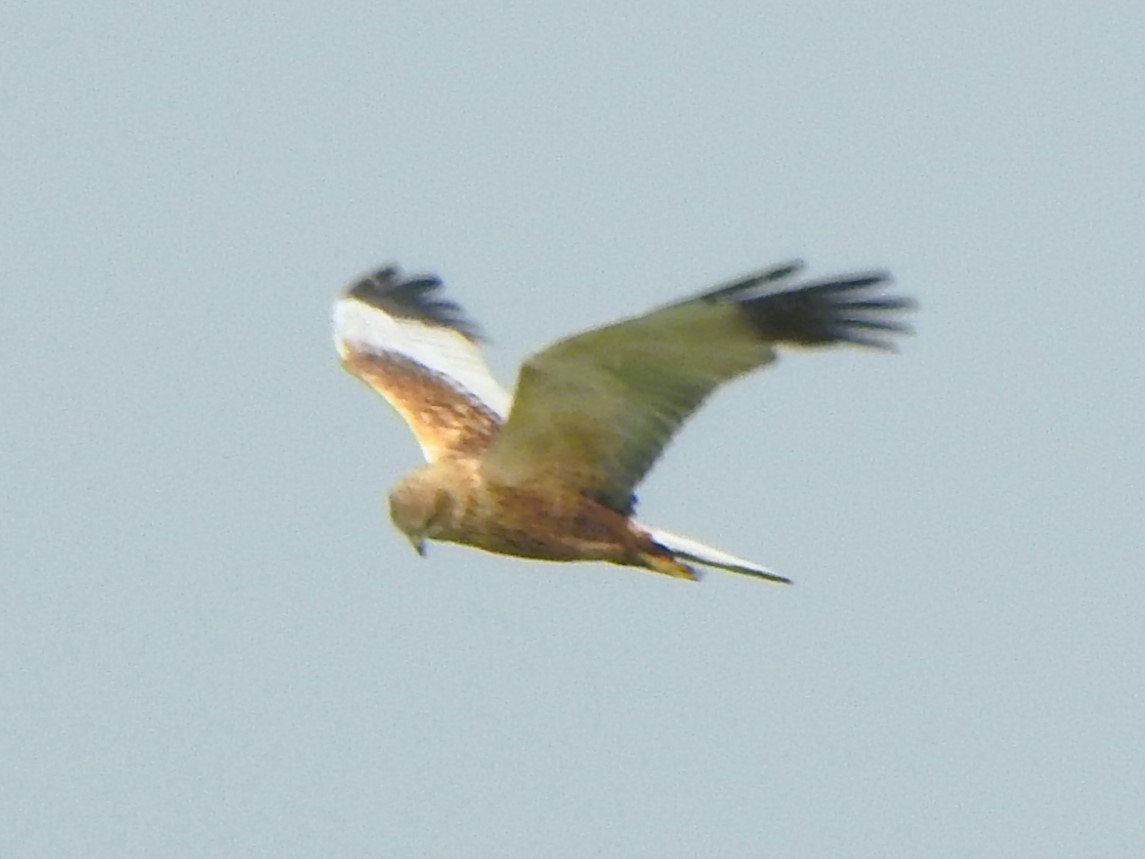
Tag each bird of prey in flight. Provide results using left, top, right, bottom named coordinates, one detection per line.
left=333, top=261, right=913, bottom=584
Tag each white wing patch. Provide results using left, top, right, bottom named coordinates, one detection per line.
left=644, top=525, right=790, bottom=583
left=334, top=296, right=511, bottom=418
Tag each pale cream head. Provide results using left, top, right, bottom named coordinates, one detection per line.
left=387, top=467, right=453, bottom=556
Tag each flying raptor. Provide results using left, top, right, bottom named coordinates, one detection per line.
left=333, top=261, right=913, bottom=583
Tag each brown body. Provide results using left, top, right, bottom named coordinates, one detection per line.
left=388, top=457, right=695, bottom=578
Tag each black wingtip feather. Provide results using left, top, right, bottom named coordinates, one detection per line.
left=345, top=264, right=485, bottom=341
left=699, top=260, right=807, bottom=301
left=730, top=269, right=915, bottom=351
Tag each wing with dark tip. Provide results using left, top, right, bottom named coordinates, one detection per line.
left=480, top=262, right=914, bottom=513
left=333, top=266, right=510, bottom=462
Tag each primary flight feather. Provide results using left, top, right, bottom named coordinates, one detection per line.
left=333, top=261, right=914, bottom=583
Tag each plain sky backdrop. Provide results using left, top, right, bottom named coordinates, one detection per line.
left=5, top=2, right=1144, bottom=857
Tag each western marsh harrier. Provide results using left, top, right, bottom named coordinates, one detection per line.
left=334, top=261, right=913, bottom=583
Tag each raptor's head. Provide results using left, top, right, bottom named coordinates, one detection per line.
left=387, top=466, right=454, bottom=556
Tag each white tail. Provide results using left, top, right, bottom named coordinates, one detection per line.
left=644, top=526, right=791, bottom=584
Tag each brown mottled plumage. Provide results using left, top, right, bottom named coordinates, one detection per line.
left=334, top=261, right=914, bottom=583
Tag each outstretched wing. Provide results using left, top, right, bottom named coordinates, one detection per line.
left=333, top=266, right=510, bottom=462
left=481, top=261, right=914, bottom=513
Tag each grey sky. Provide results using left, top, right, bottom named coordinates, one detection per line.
left=4, top=2, right=1144, bottom=856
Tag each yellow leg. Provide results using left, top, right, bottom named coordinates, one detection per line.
left=642, top=553, right=700, bottom=581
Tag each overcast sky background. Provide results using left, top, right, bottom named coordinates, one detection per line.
left=5, top=2, right=1144, bottom=857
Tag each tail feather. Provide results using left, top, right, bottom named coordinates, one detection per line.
left=645, top=526, right=791, bottom=585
